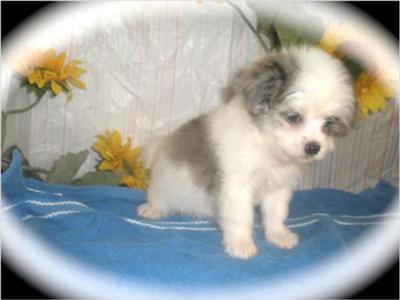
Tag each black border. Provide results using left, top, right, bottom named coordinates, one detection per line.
left=1, top=1, right=399, bottom=299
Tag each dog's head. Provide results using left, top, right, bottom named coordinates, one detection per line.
left=224, top=47, right=357, bottom=164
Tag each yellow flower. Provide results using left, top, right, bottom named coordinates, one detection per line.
left=11, top=48, right=86, bottom=98
left=355, top=70, right=396, bottom=118
left=319, top=23, right=397, bottom=119
left=40, top=49, right=65, bottom=74
left=123, top=147, right=149, bottom=189
left=318, top=23, right=351, bottom=58
left=28, top=70, right=46, bottom=88
left=318, top=23, right=362, bottom=60
left=93, top=130, right=148, bottom=189
left=121, top=174, right=148, bottom=190
left=93, top=130, right=131, bottom=172
left=60, top=59, right=87, bottom=90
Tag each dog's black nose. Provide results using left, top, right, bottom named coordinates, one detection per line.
left=305, top=142, right=320, bottom=155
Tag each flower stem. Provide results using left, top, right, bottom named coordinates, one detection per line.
left=269, top=18, right=282, bottom=49
left=226, top=0, right=270, bottom=53
left=2, top=93, right=45, bottom=150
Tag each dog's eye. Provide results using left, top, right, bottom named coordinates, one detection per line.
left=322, top=116, right=347, bottom=136
left=324, top=116, right=338, bottom=127
left=286, top=112, right=302, bottom=125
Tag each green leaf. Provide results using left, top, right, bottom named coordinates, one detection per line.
left=25, top=83, right=48, bottom=98
left=270, top=11, right=324, bottom=47
left=36, top=83, right=50, bottom=98
left=276, top=23, right=323, bottom=47
left=21, top=79, right=50, bottom=98
left=342, top=56, right=365, bottom=80
left=71, top=171, right=121, bottom=186
left=22, top=166, right=47, bottom=181
left=47, top=150, right=89, bottom=184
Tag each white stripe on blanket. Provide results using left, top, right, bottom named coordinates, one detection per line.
left=333, top=219, right=400, bottom=226
left=22, top=210, right=81, bottom=221
left=26, top=187, right=64, bottom=197
left=16, top=210, right=400, bottom=231
left=1, top=200, right=89, bottom=213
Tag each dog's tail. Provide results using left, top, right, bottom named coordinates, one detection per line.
left=140, top=136, right=164, bottom=169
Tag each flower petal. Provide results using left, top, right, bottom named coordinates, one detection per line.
left=98, top=160, right=113, bottom=171
left=51, top=81, right=62, bottom=95
left=120, top=174, right=135, bottom=187
left=53, top=52, right=66, bottom=73
left=109, top=131, right=122, bottom=153
left=43, top=70, right=58, bottom=81
left=68, top=77, right=86, bottom=89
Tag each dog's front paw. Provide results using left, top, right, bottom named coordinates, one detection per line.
left=224, top=239, right=258, bottom=259
left=137, top=203, right=164, bottom=220
left=266, top=228, right=299, bottom=249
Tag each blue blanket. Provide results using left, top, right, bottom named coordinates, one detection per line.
left=1, top=150, right=398, bottom=289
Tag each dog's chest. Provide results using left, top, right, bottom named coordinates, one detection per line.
left=243, top=143, right=300, bottom=200
left=218, top=131, right=299, bottom=189
left=252, top=157, right=299, bottom=190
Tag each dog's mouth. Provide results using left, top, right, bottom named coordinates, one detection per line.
left=298, top=157, right=313, bottom=164
left=296, top=155, right=320, bottom=164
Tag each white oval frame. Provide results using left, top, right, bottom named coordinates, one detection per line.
left=1, top=2, right=398, bottom=299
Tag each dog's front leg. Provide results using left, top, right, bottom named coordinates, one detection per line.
left=261, top=188, right=299, bottom=249
left=218, top=183, right=258, bottom=259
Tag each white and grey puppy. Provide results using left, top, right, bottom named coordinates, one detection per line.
left=137, top=46, right=356, bottom=259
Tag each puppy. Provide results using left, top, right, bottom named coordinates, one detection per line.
left=137, top=46, right=356, bottom=259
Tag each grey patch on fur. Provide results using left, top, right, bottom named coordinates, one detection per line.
left=349, top=98, right=361, bottom=130
left=223, top=53, right=299, bottom=116
left=322, top=116, right=349, bottom=137
left=243, top=62, right=288, bottom=115
left=167, top=116, right=220, bottom=193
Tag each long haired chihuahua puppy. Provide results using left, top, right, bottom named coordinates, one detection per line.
left=137, top=47, right=356, bottom=259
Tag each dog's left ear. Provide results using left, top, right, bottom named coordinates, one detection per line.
left=234, top=61, right=288, bottom=116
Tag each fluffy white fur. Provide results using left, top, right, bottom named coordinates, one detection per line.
left=137, top=47, right=356, bottom=259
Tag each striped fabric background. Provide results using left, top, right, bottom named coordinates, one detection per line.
left=2, top=1, right=398, bottom=193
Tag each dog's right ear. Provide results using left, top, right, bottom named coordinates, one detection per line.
left=229, top=61, right=288, bottom=116
left=243, top=62, right=288, bottom=115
